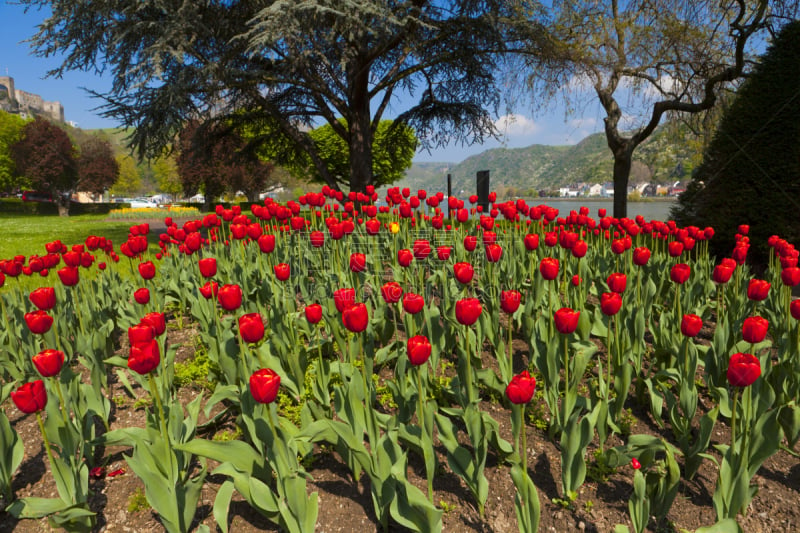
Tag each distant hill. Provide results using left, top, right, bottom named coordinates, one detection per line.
left=400, top=126, right=700, bottom=197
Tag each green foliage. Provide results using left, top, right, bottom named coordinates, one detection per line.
left=173, top=349, right=217, bottom=392
left=127, top=488, right=149, bottom=513
left=0, top=110, right=27, bottom=192
left=672, top=21, right=800, bottom=267
left=110, top=153, right=142, bottom=196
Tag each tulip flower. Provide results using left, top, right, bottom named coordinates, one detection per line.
left=239, top=313, right=265, bottom=344
left=129, top=323, right=156, bottom=345
left=250, top=368, right=281, bottom=404
left=397, top=249, right=414, bottom=267
left=713, top=264, right=734, bottom=284
left=407, top=335, right=432, bottom=366
left=198, top=257, right=217, bottom=278
left=600, top=292, right=622, bottom=316
left=792, top=300, right=800, bottom=321
left=134, top=287, right=150, bottom=305
left=680, top=314, right=703, bottom=337
left=305, top=304, right=323, bottom=324
left=274, top=263, right=291, bottom=281
left=571, top=240, right=587, bottom=258
left=24, top=310, right=53, bottom=334
left=217, top=284, right=243, bottom=311
left=334, top=288, right=356, bottom=313
left=57, top=265, right=79, bottom=286
left=32, top=349, right=65, bottom=378
left=29, top=287, right=56, bottom=311
left=747, top=279, right=770, bottom=301
left=632, top=247, right=651, bottom=266
left=606, top=273, right=627, bottom=294
left=141, top=312, right=166, bottom=336
left=501, top=290, right=521, bottom=314
left=138, top=261, right=156, bottom=280
left=539, top=257, right=559, bottom=281
left=309, top=231, right=325, bottom=248
left=380, top=282, right=403, bottom=304
left=524, top=234, right=539, bottom=251
left=741, top=316, right=768, bottom=344
left=436, top=246, right=452, bottom=261
left=402, top=293, right=425, bottom=314
left=258, top=234, right=276, bottom=253
left=554, top=307, right=579, bottom=334
left=11, top=380, right=47, bottom=414
left=781, top=267, right=800, bottom=287
left=413, top=239, right=431, bottom=260
left=455, top=298, right=482, bottom=326
left=463, top=235, right=478, bottom=252
left=727, top=352, right=760, bottom=387
left=128, top=339, right=161, bottom=375
left=453, top=262, right=475, bottom=284
left=349, top=253, right=366, bottom=273
left=199, top=281, right=219, bottom=299
left=670, top=263, right=691, bottom=284
left=342, top=303, right=369, bottom=333
left=668, top=241, right=684, bottom=257
left=505, top=370, right=536, bottom=404
left=485, top=244, right=503, bottom=263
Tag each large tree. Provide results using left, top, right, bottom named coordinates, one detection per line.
left=513, top=0, right=799, bottom=217
left=77, top=136, right=119, bottom=195
left=24, top=0, right=510, bottom=193
left=110, top=154, right=142, bottom=197
left=11, top=117, right=77, bottom=216
left=672, top=20, right=800, bottom=267
left=0, top=111, right=27, bottom=193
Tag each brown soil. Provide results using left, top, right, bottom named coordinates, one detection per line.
left=1, top=316, right=798, bottom=533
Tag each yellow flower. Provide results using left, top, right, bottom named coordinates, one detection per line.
left=389, top=221, right=400, bottom=234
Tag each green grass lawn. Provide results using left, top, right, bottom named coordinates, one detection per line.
left=0, top=213, right=139, bottom=259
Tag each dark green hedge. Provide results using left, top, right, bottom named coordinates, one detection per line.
left=0, top=199, right=124, bottom=216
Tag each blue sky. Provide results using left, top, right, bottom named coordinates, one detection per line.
left=1, top=2, right=606, bottom=163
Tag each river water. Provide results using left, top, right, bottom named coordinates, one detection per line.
left=521, top=198, right=677, bottom=222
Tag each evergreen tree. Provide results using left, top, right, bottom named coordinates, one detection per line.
left=672, top=21, right=800, bottom=267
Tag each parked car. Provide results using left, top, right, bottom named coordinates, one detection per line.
left=22, top=191, right=54, bottom=203
left=129, top=198, right=158, bottom=209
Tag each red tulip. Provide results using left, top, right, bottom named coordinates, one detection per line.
left=32, top=349, right=65, bottom=377
left=128, top=339, right=161, bottom=375
left=713, top=264, right=734, bottom=284
left=258, top=234, right=276, bottom=253
left=138, top=261, right=156, bottom=280
left=218, top=284, right=243, bottom=311
left=539, top=257, right=559, bottom=281
left=198, top=257, right=217, bottom=278
left=633, top=247, right=651, bottom=266
left=727, top=352, right=760, bottom=387
left=668, top=241, right=684, bottom=257
left=199, top=281, right=219, bottom=299
left=791, top=300, right=800, bottom=321
left=436, top=246, right=452, bottom=261
left=571, top=274, right=581, bottom=286
left=571, top=240, right=588, bottom=258
left=554, top=307, right=580, bottom=334
left=500, top=290, right=521, bottom=314
left=250, top=368, right=281, bottom=404
left=10, top=380, right=47, bottom=414
left=310, top=231, right=325, bottom=248
left=505, top=370, right=536, bottom=404
left=239, top=313, right=265, bottom=343
left=455, top=298, right=482, bottom=326
left=24, top=310, right=53, bottom=334
left=342, top=303, right=369, bottom=333
left=398, top=249, right=414, bottom=267
left=134, top=288, right=150, bottom=304
left=334, top=288, right=356, bottom=313
left=681, top=314, right=703, bottom=337
left=463, top=235, right=478, bottom=252
left=747, top=279, right=770, bottom=301
left=781, top=267, right=800, bottom=287
left=523, top=234, right=539, bottom=251
left=453, top=262, right=474, bottom=284
left=413, top=239, right=431, bottom=260
left=402, top=293, right=425, bottom=314
left=611, top=239, right=626, bottom=255
left=129, top=323, right=155, bottom=345
left=57, top=266, right=79, bottom=286
left=407, top=335, right=432, bottom=366
left=670, top=263, right=691, bottom=284
left=631, top=458, right=641, bottom=470
left=349, top=253, right=366, bottom=273
left=274, top=263, right=291, bottom=281
left=607, top=273, right=627, bottom=294
left=381, top=282, right=403, bottom=304
left=141, top=312, right=166, bottom=336
left=742, top=316, right=768, bottom=344
left=28, top=288, right=56, bottom=313
left=485, top=244, right=503, bottom=263
left=305, top=304, right=323, bottom=324
left=600, top=292, right=622, bottom=316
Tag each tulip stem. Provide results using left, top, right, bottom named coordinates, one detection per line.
left=465, top=328, right=475, bottom=405
left=148, top=373, right=172, bottom=471
left=53, top=378, right=71, bottom=427
left=36, top=413, right=67, bottom=502
left=730, top=387, right=739, bottom=459
left=416, top=366, right=433, bottom=503
left=520, top=404, right=528, bottom=479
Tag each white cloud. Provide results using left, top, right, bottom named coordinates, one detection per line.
left=569, top=117, right=597, bottom=129
left=493, top=114, right=541, bottom=137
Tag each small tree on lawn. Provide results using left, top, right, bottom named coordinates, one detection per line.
left=77, top=136, right=119, bottom=198
left=11, top=117, right=77, bottom=216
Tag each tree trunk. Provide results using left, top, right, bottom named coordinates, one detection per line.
left=56, top=194, right=70, bottom=217
left=612, top=149, right=633, bottom=219
left=347, top=58, right=373, bottom=193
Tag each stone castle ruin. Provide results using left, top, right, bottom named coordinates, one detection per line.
left=0, top=75, right=64, bottom=123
